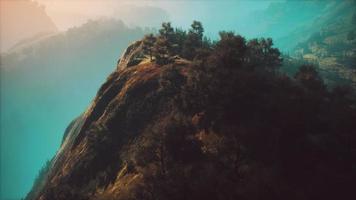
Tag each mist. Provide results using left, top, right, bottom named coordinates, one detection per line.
left=2, top=0, right=353, bottom=199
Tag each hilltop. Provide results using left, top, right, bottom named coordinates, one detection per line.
left=26, top=22, right=355, bottom=200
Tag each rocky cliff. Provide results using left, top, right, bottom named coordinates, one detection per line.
left=25, top=41, right=190, bottom=200
left=26, top=34, right=355, bottom=200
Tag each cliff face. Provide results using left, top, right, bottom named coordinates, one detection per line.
left=1, top=21, right=149, bottom=199
left=26, top=42, right=190, bottom=200
left=27, top=36, right=355, bottom=200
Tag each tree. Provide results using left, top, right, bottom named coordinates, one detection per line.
left=159, top=22, right=175, bottom=43
left=295, top=65, right=319, bottom=81
left=153, top=36, right=170, bottom=65
left=182, top=21, right=205, bottom=59
left=172, top=28, right=187, bottom=55
left=246, top=38, right=282, bottom=70
left=156, top=22, right=178, bottom=60
left=295, top=64, right=325, bottom=91
left=143, top=34, right=156, bottom=61
left=212, top=31, right=247, bottom=67
left=189, top=21, right=204, bottom=42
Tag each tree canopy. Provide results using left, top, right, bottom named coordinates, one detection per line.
left=143, top=21, right=282, bottom=71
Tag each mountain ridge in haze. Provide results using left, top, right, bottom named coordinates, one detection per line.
left=0, top=0, right=58, bottom=52
left=0, top=18, right=151, bottom=200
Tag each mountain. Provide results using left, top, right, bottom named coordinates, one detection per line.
left=26, top=30, right=355, bottom=200
left=0, top=0, right=58, bottom=52
left=248, top=0, right=356, bottom=88
left=0, top=18, right=150, bottom=200
left=292, top=0, right=356, bottom=87
left=243, top=0, right=328, bottom=50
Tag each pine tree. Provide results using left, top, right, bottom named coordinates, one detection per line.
left=143, top=34, right=156, bottom=61
left=159, top=22, right=174, bottom=42
left=153, top=36, right=170, bottom=65
left=182, top=21, right=205, bottom=59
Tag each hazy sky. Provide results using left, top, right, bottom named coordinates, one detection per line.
left=36, top=0, right=275, bottom=34
left=1, top=1, right=352, bottom=199
left=3, top=0, right=338, bottom=199
left=1, top=0, right=281, bottom=52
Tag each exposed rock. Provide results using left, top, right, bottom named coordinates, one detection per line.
left=116, top=40, right=145, bottom=70
left=26, top=39, right=188, bottom=199
left=26, top=36, right=355, bottom=200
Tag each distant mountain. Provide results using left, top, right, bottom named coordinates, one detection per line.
left=292, top=0, right=356, bottom=87
left=246, top=0, right=356, bottom=87
left=0, top=18, right=150, bottom=200
left=243, top=0, right=328, bottom=50
left=0, top=0, right=58, bottom=52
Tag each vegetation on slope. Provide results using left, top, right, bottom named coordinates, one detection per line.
left=28, top=21, right=356, bottom=200
left=291, top=0, right=356, bottom=87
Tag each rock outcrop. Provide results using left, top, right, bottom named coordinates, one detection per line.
left=26, top=41, right=190, bottom=200
left=26, top=37, right=355, bottom=200
left=117, top=41, right=145, bottom=70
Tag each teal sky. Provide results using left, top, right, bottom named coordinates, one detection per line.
left=151, top=1, right=274, bottom=37
left=1, top=0, right=332, bottom=199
